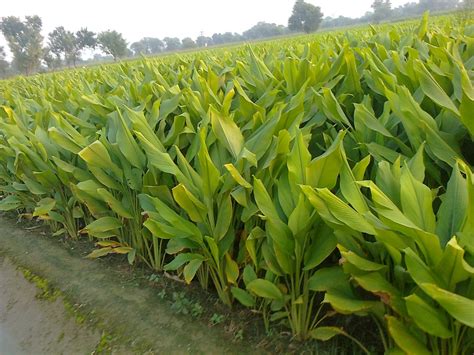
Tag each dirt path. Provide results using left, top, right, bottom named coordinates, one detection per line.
left=0, top=257, right=101, bottom=354
left=0, top=215, right=251, bottom=354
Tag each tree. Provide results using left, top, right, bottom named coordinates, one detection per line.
left=196, top=35, right=212, bottom=47
left=211, top=32, right=241, bottom=45
left=243, top=22, right=288, bottom=40
left=48, top=27, right=96, bottom=67
left=372, top=0, right=392, bottom=23
left=0, top=16, right=44, bottom=75
left=420, top=0, right=459, bottom=11
left=97, top=30, right=128, bottom=60
left=42, top=46, right=61, bottom=70
left=163, top=37, right=181, bottom=51
left=48, top=26, right=76, bottom=65
left=75, top=28, right=96, bottom=60
left=130, top=41, right=147, bottom=56
left=131, top=37, right=164, bottom=56
left=181, top=37, right=196, bottom=49
left=0, top=46, right=10, bottom=77
left=288, top=0, right=324, bottom=33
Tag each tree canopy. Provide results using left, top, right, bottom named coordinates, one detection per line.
left=97, top=30, right=128, bottom=60
left=372, top=0, right=392, bottom=23
left=0, top=16, right=43, bottom=74
left=288, top=0, right=324, bottom=33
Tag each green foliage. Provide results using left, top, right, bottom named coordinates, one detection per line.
left=0, top=15, right=472, bottom=352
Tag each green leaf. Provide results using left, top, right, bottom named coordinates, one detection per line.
left=303, top=231, right=337, bottom=270
left=0, top=195, right=22, bottom=211
left=422, top=283, right=474, bottom=328
left=183, top=259, right=203, bottom=284
left=82, top=217, right=122, bottom=237
left=224, top=163, right=251, bottom=188
left=310, top=326, right=345, bottom=341
left=405, top=293, right=452, bottom=339
left=225, top=253, right=239, bottom=284
left=306, top=131, right=345, bottom=189
left=387, top=316, right=431, bottom=355
left=341, top=251, right=386, bottom=272
left=231, top=287, right=255, bottom=307
left=210, top=107, right=243, bottom=159
left=287, top=132, right=311, bottom=185
left=164, top=253, right=204, bottom=271
left=33, top=198, right=56, bottom=217
left=436, top=164, right=468, bottom=246
left=253, top=177, right=281, bottom=221
left=116, top=110, right=146, bottom=169
left=414, top=61, right=459, bottom=115
left=97, top=188, right=133, bottom=219
left=324, top=289, right=378, bottom=314
left=172, top=184, right=206, bottom=223
left=247, top=279, right=283, bottom=300
left=214, top=194, right=233, bottom=240
left=308, top=266, right=348, bottom=292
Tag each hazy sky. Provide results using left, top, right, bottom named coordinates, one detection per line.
left=1, top=0, right=410, bottom=54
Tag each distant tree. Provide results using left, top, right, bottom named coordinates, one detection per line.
left=48, top=26, right=76, bottom=65
left=163, top=37, right=181, bottom=51
left=145, top=37, right=164, bottom=53
left=243, top=22, right=288, bottom=40
left=211, top=32, right=241, bottom=45
left=130, top=41, right=148, bottom=56
left=42, top=46, right=61, bottom=70
left=288, top=0, right=324, bottom=33
left=131, top=37, right=164, bottom=56
left=321, top=16, right=359, bottom=28
left=74, top=28, right=97, bottom=61
left=0, top=46, right=9, bottom=76
left=181, top=37, right=197, bottom=49
left=419, top=0, right=459, bottom=11
left=196, top=35, right=213, bottom=47
left=97, top=30, right=128, bottom=60
left=0, top=16, right=44, bottom=75
left=48, top=27, right=95, bottom=66
left=391, top=2, right=423, bottom=18
left=372, top=0, right=392, bottom=23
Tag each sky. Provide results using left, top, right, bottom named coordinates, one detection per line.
left=1, top=0, right=410, bottom=58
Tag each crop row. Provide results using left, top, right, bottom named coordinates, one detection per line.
left=0, top=15, right=473, bottom=353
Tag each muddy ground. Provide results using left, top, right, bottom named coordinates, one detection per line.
left=0, top=215, right=253, bottom=354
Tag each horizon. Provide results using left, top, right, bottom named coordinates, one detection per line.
left=1, top=0, right=411, bottom=60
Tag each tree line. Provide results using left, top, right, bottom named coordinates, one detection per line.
left=0, top=0, right=471, bottom=78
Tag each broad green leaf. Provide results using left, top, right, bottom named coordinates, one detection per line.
left=97, top=188, right=133, bottom=219
left=405, top=293, right=452, bottom=339
left=386, top=316, right=431, bottom=355
left=210, top=107, right=243, bottom=159
left=436, top=165, right=468, bottom=245
left=82, top=217, right=122, bottom=237
left=183, top=259, right=203, bottom=284
left=172, top=184, right=207, bottom=223
left=247, top=279, right=283, bottom=300
left=231, top=287, right=255, bottom=307
left=310, top=327, right=345, bottom=341
left=422, top=283, right=474, bottom=328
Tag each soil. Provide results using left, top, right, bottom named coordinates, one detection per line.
left=0, top=257, right=101, bottom=354
left=0, top=214, right=252, bottom=354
